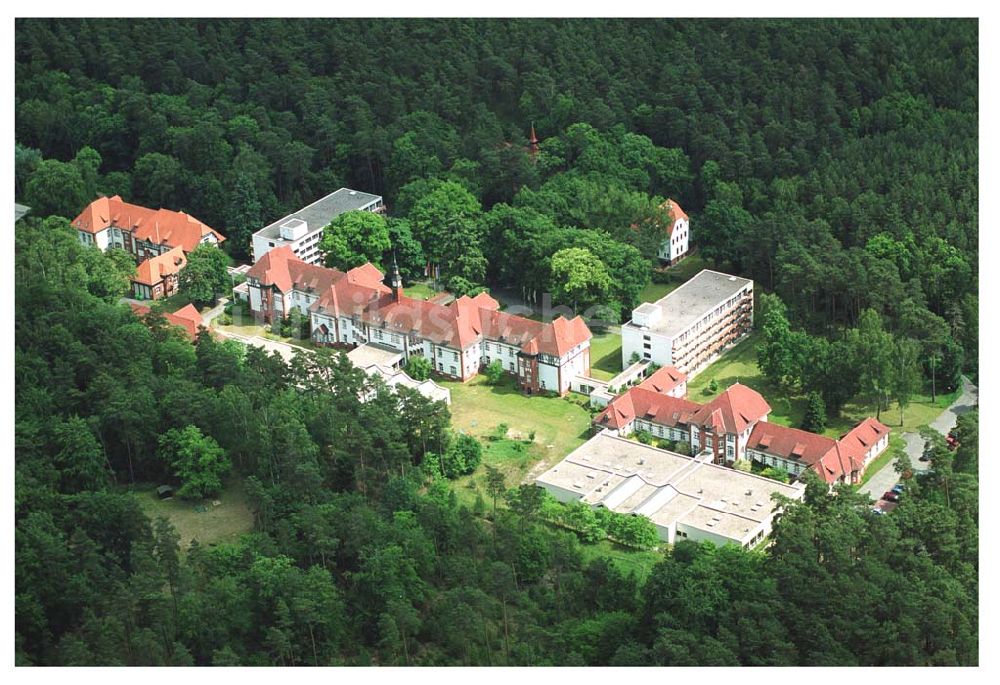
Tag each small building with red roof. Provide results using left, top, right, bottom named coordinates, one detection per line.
left=132, top=246, right=187, bottom=300
left=636, top=365, right=687, bottom=398
left=656, top=198, right=690, bottom=265
left=130, top=302, right=204, bottom=342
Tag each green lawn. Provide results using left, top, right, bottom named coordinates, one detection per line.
left=403, top=281, right=438, bottom=301
left=149, top=290, right=196, bottom=314
left=686, top=332, right=960, bottom=438
left=441, top=374, right=593, bottom=476
left=589, top=330, right=624, bottom=381
left=579, top=541, right=664, bottom=583
left=641, top=254, right=712, bottom=303
left=133, top=479, right=253, bottom=552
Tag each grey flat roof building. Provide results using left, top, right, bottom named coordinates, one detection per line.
left=252, top=188, right=383, bottom=264
left=627, top=270, right=753, bottom=339
left=254, top=188, right=382, bottom=242
left=15, top=203, right=30, bottom=222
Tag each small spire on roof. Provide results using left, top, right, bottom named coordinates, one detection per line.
left=390, top=251, right=403, bottom=301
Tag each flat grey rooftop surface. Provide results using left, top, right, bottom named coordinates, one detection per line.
left=626, top=269, right=752, bottom=338
left=536, top=432, right=802, bottom=541
left=15, top=203, right=30, bottom=222
left=347, top=342, right=404, bottom=369
left=254, top=188, right=381, bottom=241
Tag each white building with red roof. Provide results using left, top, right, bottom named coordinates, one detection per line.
left=72, top=195, right=224, bottom=259
left=594, top=378, right=890, bottom=485
left=72, top=195, right=225, bottom=301
left=243, top=247, right=592, bottom=394
left=656, top=198, right=690, bottom=265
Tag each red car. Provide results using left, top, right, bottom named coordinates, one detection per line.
left=946, top=434, right=959, bottom=451
left=882, top=490, right=900, bottom=503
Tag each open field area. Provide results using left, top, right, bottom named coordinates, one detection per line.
left=148, top=290, right=195, bottom=314
left=441, top=374, right=593, bottom=480
left=579, top=541, right=664, bottom=584
left=133, top=479, right=253, bottom=551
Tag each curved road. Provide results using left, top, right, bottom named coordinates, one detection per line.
left=860, top=376, right=978, bottom=499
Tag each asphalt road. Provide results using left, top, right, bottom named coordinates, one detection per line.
left=860, top=377, right=978, bottom=501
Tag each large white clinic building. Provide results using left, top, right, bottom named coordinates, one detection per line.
left=622, top=270, right=753, bottom=377
left=252, top=188, right=384, bottom=265
left=535, top=432, right=805, bottom=548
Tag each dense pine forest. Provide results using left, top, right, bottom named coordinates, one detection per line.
left=15, top=19, right=978, bottom=666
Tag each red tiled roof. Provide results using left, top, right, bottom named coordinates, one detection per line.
left=636, top=366, right=687, bottom=395
left=169, top=304, right=203, bottom=340
left=133, top=246, right=186, bottom=286
left=691, top=383, right=771, bottom=435
left=658, top=198, right=689, bottom=235
left=747, top=416, right=890, bottom=484
left=247, top=245, right=352, bottom=296
left=747, top=422, right=838, bottom=471
left=346, top=262, right=386, bottom=287
left=73, top=196, right=224, bottom=251
left=129, top=302, right=203, bottom=341
left=263, top=250, right=590, bottom=354
left=594, top=387, right=702, bottom=431
left=837, top=417, right=891, bottom=472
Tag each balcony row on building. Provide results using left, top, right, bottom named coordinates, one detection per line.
left=622, top=269, right=754, bottom=379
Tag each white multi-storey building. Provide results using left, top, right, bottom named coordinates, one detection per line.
left=251, top=188, right=384, bottom=265
left=622, top=270, right=753, bottom=378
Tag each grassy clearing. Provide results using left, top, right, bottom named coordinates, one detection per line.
left=133, top=479, right=253, bottom=551
left=149, top=290, right=195, bottom=314
left=589, top=329, right=624, bottom=380
left=641, top=254, right=712, bottom=303
left=579, top=541, right=664, bottom=583
left=403, top=281, right=438, bottom=301
left=441, top=374, right=593, bottom=478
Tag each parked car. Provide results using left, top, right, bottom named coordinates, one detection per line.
left=946, top=434, right=959, bottom=451
left=892, top=483, right=905, bottom=494
left=882, top=490, right=900, bottom=503
left=871, top=507, right=885, bottom=515
left=919, top=453, right=931, bottom=462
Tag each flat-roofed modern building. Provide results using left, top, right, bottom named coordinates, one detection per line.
left=252, top=188, right=384, bottom=265
left=535, top=432, right=805, bottom=548
left=622, top=269, right=753, bottom=377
